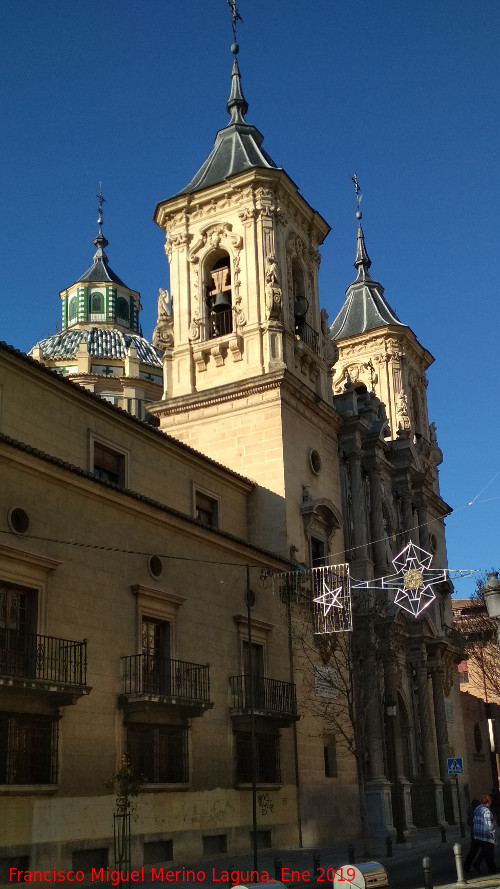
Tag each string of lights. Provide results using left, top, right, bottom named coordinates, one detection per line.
left=0, top=493, right=487, bottom=576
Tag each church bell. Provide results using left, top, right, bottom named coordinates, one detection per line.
left=212, top=291, right=232, bottom=313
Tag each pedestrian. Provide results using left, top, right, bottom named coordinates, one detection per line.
left=466, top=799, right=485, bottom=872
left=464, top=794, right=497, bottom=875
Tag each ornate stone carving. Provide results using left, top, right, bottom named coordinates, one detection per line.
left=152, top=288, right=174, bottom=352
left=210, top=343, right=224, bottom=367
left=396, top=392, right=411, bottom=431
left=265, top=253, right=282, bottom=321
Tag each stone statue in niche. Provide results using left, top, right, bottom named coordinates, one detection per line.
left=265, top=253, right=283, bottom=321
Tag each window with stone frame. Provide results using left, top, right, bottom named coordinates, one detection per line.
left=195, top=490, right=219, bottom=529
left=92, top=440, right=127, bottom=486
left=234, top=731, right=281, bottom=784
left=0, top=714, right=58, bottom=785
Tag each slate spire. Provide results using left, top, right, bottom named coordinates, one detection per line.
left=329, top=185, right=403, bottom=340
left=173, top=43, right=279, bottom=197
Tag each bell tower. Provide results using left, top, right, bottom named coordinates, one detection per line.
left=151, top=43, right=342, bottom=561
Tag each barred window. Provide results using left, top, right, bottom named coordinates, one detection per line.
left=0, top=714, right=58, bottom=784
left=235, top=732, right=281, bottom=784
left=127, top=724, right=188, bottom=784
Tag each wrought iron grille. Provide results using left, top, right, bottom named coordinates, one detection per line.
left=0, top=713, right=58, bottom=784
left=0, top=630, right=87, bottom=685
left=198, top=308, right=234, bottom=341
left=229, top=675, right=297, bottom=716
left=295, top=318, right=320, bottom=354
left=127, top=723, right=188, bottom=784
left=235, top=731, right=281, bottom=784
left=121, top=655, right=210, bottom=702
left=274, top=563, right=352, bottom=633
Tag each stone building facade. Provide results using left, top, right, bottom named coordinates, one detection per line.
left=0, top=36, right=469, bottom=880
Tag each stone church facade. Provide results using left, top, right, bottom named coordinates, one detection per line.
left=0, top=38, right=468, bottom=880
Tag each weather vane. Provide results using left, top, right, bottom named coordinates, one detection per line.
left=350, top=172, right=362, bottom=218
left=226, top=0, right=243, bottom=44
left=96, top=182, right=106, bottom=227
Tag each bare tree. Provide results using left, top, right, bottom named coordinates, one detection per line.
left=454, top=571, right=500, bottom=701
left=292, top=611, right=374, bottom=855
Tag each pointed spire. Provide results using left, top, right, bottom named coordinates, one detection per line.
left=329, top=175, right=404, bottom=340
left=226, top=46, right=249, bottom=122
left=74, top=187, right=128, bottom=288
left=171, top=37, right=278, bottom=198
left=350, top=173, right=372, bottom=278
left=354, top=220, right=372, bottom=276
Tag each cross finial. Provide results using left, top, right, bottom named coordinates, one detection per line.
left=351, top=173, right=362, bottom=219
left=96, top=182, right=106, bottom=228
left=226, top=0, right=243, bottom=44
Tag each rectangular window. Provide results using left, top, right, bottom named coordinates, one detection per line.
left=195, top=491, right=219, bottom=528
left=0, top=714, right=58, bottom=784
left=93, top=442, right=126, bottom=486
left=235, top=732, right=281, bottom=784
left=127, top=724, right=188, bottom=784
left=310, top=537, right=327, bottom=567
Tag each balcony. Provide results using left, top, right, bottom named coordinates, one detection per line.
left=295, top=318, right=320, bottom=354
left=229, top=674, right=298, bottom=726
left=121, top=655, right=213, bottom=716
left=0, top=630, right=89, bottom=703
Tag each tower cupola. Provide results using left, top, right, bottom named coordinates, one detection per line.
left=29, top=189, right=162, bottom=420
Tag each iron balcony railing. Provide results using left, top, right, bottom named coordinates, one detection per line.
left=295, top=318, right=320, bottom=354
left=0, top=630, right=87, bottom=686
left=198, top=308, right=234, bottom=341
left=229, top=674, right=297, bottom=717
left=122, top=655, right=211, bottom=703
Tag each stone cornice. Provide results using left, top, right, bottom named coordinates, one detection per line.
left=335, top=324, right=434, bottom=371
left=155, top=168, right=330, bottom=245
left=150, top=369, right=341, bottom=432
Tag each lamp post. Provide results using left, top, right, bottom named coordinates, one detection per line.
left=481, top=572, right=500, bottom=621
left=480, top=572, right=500, bottom=816
left=385, top=699, right=406, bottom=843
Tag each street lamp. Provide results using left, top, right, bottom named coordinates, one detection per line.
left=481, top=572, right=500, bottom=620
left=479, top=572, right=500, bottom=820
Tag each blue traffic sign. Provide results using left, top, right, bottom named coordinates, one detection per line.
left=447, top=757, right=463, bottom=775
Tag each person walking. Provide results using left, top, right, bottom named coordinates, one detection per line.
left=464, top=794, right=497, bottom=875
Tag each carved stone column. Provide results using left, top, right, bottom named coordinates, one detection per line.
left=430, top=660, right=450, bottom=780
left=347, top=452, right=369, bottom=564
left=415, top=648, right=438, bottom=779
left=362, top=623, right=394, bottom=840
left=415, top=495, right=430, bottom=552
left=368, top=465, right=389, bottom=576
left=400, top=490, right=414, bottom=544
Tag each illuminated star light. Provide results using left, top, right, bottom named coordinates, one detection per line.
left=352, top=541, right=448, bottom=618
left=313, top=582, right=343, bottom=616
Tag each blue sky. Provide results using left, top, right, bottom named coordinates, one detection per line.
left=1, top=0, right=498, bottom=593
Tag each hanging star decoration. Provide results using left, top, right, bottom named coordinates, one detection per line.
left=313, top=582, right=343, bottom=616
left=312, top=569, right=352, bottom=633
left=274, top=563, right=352, bottom=634
left=351, top=541, right=474, bottom=617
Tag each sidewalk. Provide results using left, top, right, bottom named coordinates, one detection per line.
left=133, top=826, right=500, bottom=889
